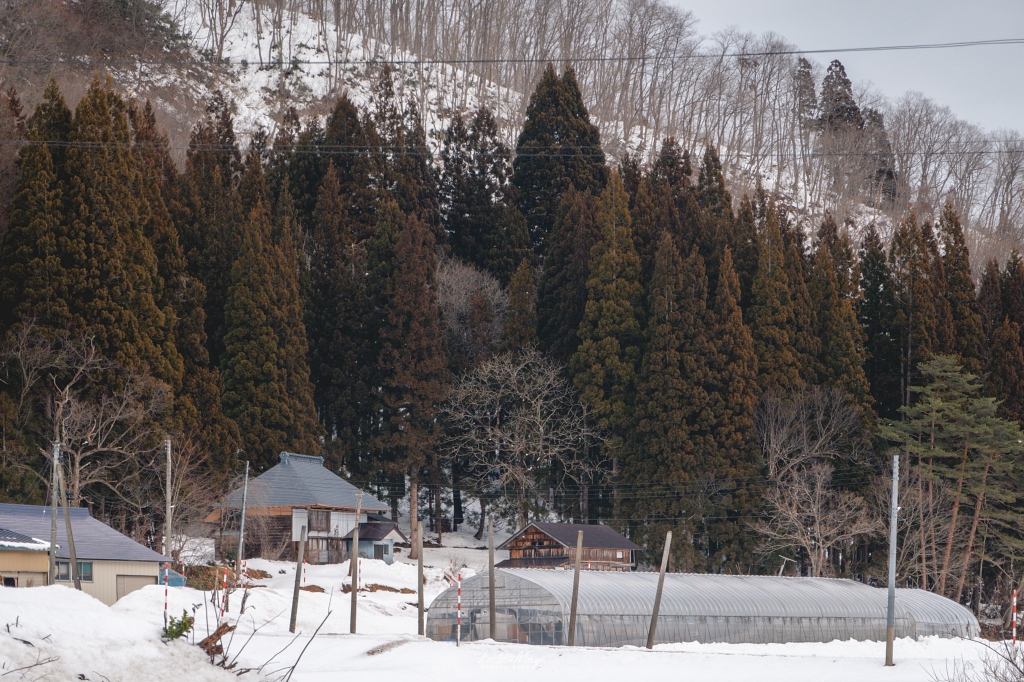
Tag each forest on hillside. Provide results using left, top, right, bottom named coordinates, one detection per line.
left=2, top=52, right=1024, bottom=613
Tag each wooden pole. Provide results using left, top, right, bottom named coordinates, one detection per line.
left=885, top=454, right=900, bottom=667
left=646, top=531, right=672, bottom=649
left=567, top=530, right=583, bottom=646
left=235, top=461, right=249, bottom=581
left=289, top=525, right=306, bottom=633
left=48, top=443, right=58, bottom=585
left=417, top=517, right=424, bottom=636
left=350, top=492, right=363, bottom=634
left=488, top=516, right=496, bottom=641
left=54, top=445, right=81, bottom=590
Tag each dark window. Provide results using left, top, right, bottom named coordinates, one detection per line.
left=56, top=561, right=93, bottom=582
left=374, top=544, right=385, bottom=560
left=308, top=510, right=331, bottom=532
left=3, top=577, right=15, bottom=587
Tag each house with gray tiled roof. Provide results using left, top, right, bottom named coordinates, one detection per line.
left=208, top=451, right=390, bottom=563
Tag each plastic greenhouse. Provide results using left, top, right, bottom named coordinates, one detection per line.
left=426, top=569, right=979, bottom=647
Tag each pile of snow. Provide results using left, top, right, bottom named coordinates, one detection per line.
left=0, top=585, right=239, bottom=681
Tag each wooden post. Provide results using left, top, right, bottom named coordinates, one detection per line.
left=488, top=517, right=496, bottom=640
left=885, top=454, right=899, bottom=667
left=417, top=517, right=424, bottom=636
left=567, top=530, right=583, bottom=646
left=48, top=443, right=58, bottom=585
left=54, top=446, right=81, bottom=590
left=235, top=461, right=249, bottom=581
left=646, top=530, right=672, bottom=649
left=350, top=492, right=363, bottom=634
left=289, top=525, right=306, bottom=633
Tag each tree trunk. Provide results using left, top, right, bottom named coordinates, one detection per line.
left=939, top=437, right=970, bottom=595
left=917, top=454, right=927, bottom=589
left=474, top=498, right=486, bottom=541
left=954, top=457, right=992, bottom=603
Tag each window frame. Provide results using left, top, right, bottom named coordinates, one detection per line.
left=56, top=560, right=94, bottom=582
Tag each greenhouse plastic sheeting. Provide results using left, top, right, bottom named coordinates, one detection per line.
left=425, top=569, right=979, bottom=647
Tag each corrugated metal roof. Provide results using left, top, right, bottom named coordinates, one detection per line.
left=341, top=521, right=408, bottom=542
left=220, top=451, right=389, bottom=512
left=0, top=527, right=48, bottom=548
left=497, top=523, right=641, bottom=551
left=0, top=504, right=166, bottom=563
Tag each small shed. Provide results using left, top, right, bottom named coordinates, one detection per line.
left=427, top=569, right=979, bottom=646
left=0, top=503, right=166, bottom=605
left=497, top=523, right=639, bottom=571
left=208, top=451, right=390, bottom=563
left=342, top=521, right=408, bottom=564
left=0, top=528, right=49, bottom=587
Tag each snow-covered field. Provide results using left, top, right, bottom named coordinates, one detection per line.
left=0, top=526, right=1000, bottom=681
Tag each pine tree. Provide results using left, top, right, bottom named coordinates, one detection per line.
left=939, top=202, right=985, bottom=372
left=378, top=213, right=449, bottom=517
left=536, top=187, right=599, bottom=365
left=820, top=59, right=863, bottom=131
left=986, top=318, right=1024, bottom=425
left=858, top=224, right=901, bottom=418
left=978, top=259, right=1003, bottom=344
left=570, top=172, right=642, bottom=485
left=890, top=214, right=937, bottom=407
left=748, top=200, right=801, bottom=392
left=513, top=64, right=606, bottom=253
left=810, top=245, right=872, bottom=414
left=695, top=145, right=732, bottom=290
left=220, top=196, right=320, bottom=471
left=501, top=259, right=539, bottom=351
left=626, top=234, right=714, bottom=568
left=708, top=246, right=760, bottom=571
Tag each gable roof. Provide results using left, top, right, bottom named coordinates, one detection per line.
left=0, top=504, right=166, bottom=562
left=342, top=521, right=408, bottom=543
left=220, top=451, right=389, bottom=512
left=498, top=522, right=641, bottom=552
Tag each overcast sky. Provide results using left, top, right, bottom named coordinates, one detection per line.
left=667, top=0, right=1024, bottom=132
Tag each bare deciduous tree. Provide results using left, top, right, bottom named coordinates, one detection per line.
left=442, top=348, right=603, bottom=527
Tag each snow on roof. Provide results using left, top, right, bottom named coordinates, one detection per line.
left=341, top=522, right=408, bottom=543
left=0, top=504, right=166, bottom=563
left=0, top=527, right=49, bottom=550
left=220, top=451, right=389, bottom=512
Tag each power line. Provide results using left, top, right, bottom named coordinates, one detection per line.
left=2, top=37, right=1023, bottom=68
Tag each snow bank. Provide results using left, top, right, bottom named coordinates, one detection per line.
left=0, top=585, right=239, bottom=681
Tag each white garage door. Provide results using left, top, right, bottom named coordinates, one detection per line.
left=116, top=574, right=157, bottom=601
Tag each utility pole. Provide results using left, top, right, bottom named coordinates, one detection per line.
left=164, top=436, right=172, bottom=563
left=885, top=454, right=900, bottom=667
left=567, top=530, right=583, bottom=646
left=235, top=461, right=249, bottom=581
left=417, top=517, right=424, bottom=636
left=48, top=443, right=58, bottom=585
left=54, top=444, right=81, bottom=590
left=647, top=531, right=672, bottom=649
left=488, top=517, right=496, bottom=641
left=350, top=492, right=363, bottom=634
left=289, top=525, right=306, bottom=633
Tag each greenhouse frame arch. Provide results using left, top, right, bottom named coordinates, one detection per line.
left=426, top=569, right=979, bottom=647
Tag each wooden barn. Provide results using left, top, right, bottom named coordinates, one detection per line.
left=496, top=522, right=639, bottom=572
left=207, top=452, right=390, bottom=563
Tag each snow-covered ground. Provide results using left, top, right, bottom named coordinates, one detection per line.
left=0, top=526, right=1001, bottom=681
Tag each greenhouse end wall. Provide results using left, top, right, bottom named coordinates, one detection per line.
left=426, top=569, right=979, bottom=647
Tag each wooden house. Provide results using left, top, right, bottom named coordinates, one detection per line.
left=496, top=522, right=640, bottom=572
left=341, top=518, right=408, bottom=565
left=207, top=452, right=390, bottom=563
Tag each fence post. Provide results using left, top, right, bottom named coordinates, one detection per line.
left=647, top=530, right=672, bottom=649
left=289, top=525, right=306, bottom=633
left=350, top=492, right=363, bottom=634
left=488, top=517, right=496, bottom=641
left=567, top=530, right=583, bottom=646
left=235, top=461, right=249, bottom=581
left=417, top=517, right=425, bottom=636
left=457, top=573, right=462, bottom=647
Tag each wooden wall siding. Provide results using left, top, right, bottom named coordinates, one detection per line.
left=0, top=550, right=48, bottom=572
left=507, top=530, right=634, bottom=571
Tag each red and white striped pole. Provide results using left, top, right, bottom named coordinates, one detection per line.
left=219, top=566, right=228, bottom=619
left=163, top=562, right=169, bottom=629
left=1013, top=590, right=1017, bottom=645
left=457, top=573, right=462, bottom=647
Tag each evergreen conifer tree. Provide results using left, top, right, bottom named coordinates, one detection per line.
left=536, top=187, right=599, bottom=365
left=939, top=202, right=985, bottom=372
left=986, top=318, right=1024, bottom=425
left=890, top=214, right=937, bottom=407
left=731, top=196, right=760, bottom=311
left=820, top=60, right=863, bottom=130
left=513, top=64, right=606, bottom=253
left=501, top=259, right=539, bottom=351
left=858, top=224, right=901, bottom=417
left=695, top=145, right=732, bottom=289
left=748, top=200, right=801, bottom=392
left=923, top=222, right=956, bottom=356
left=1002, top=251, right=1024, bottom=330
left=786, top=235, right=819, bottom=384
left=978, top=259, right=1003, bottom=344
